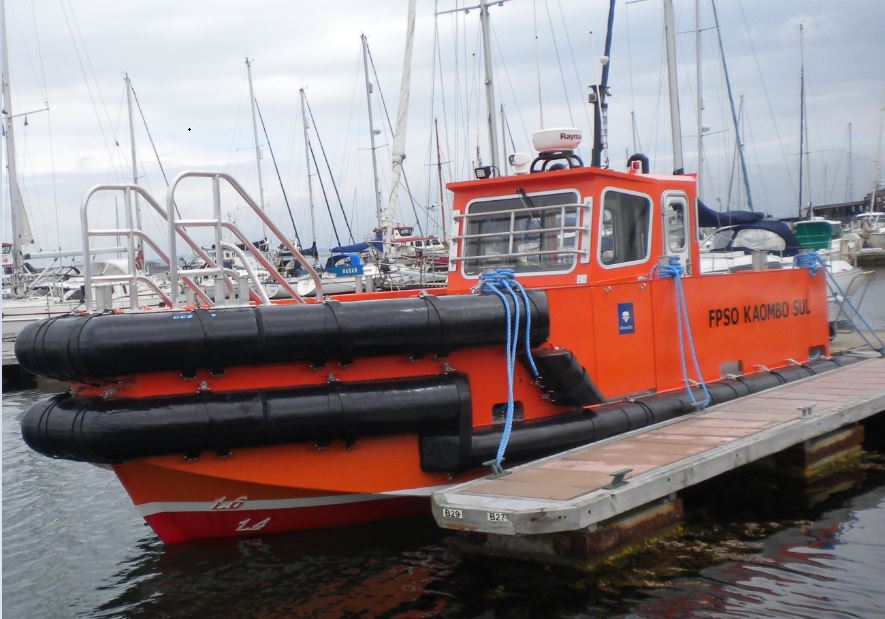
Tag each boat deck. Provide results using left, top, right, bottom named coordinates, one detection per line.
left=432, top=357, right=885, bottom=536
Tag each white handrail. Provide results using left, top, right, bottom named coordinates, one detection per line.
left=167, top=171, right=323, bottom=306
left=80, top=183, right=226, bottom=310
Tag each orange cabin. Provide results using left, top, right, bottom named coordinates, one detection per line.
left=443, top=163, right=828, bottom=405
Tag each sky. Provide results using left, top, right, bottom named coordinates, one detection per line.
left=2, top=0, right=884, bottom=259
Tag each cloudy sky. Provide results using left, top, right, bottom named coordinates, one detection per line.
left=3, top=0, right=884, bottom=257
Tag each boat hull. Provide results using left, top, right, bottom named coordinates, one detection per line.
left=111, top=435, right=459, bottom=543
left=141, top=493, right=429, bottom=544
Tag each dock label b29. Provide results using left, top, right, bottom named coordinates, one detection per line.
left=707, top=298, right=810, bottom=328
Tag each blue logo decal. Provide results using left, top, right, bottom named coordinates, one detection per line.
left=617, top=303, right=635, bottom=335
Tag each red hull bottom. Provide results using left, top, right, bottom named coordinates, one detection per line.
left=143, top=496, right=430, bottom=544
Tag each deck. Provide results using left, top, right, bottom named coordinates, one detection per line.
left=432, top=357, right=885, bottom=536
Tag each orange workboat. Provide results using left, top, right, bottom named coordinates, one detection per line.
left=17, top=132, right=840, bottom=544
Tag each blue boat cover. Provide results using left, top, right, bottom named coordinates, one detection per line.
left=697, top=199, right=764, bottom=227
left=330, top=241, right=383, bottom=254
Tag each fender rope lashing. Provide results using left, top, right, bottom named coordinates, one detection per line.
left=479, top=268, right=539, bottom=476
left=796, top=251, right=885, bottom=355
left=651, top=256, right=711, bottom=409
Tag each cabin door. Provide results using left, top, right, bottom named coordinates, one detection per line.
left=662, top=192, right=691, bottom=273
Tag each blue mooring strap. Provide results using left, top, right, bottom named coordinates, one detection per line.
left=479, top=268, right=540, bottom=476
left=797, top=251, right=885, bottom=355
left=651, top=256, right=712, bottom=410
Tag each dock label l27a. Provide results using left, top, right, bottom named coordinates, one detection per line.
left=707, top=299, right=810, bottom=328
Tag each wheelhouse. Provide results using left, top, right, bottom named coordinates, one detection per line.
left=446, top=165, right=698, bottom=293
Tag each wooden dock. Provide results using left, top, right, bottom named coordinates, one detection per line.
left=432, top=358, right=885, bottom=555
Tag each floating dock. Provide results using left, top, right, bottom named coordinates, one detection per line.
left=432, top=357, right=885, bottom=566
left=858, top=247, right=885, bottom=267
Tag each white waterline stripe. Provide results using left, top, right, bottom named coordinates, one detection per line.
left=135, top=482, right=459, bottom=517
left=137, top=493, right=391, bottom=517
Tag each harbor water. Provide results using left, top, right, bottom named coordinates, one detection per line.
left=4, top=270, right=885, bottom=617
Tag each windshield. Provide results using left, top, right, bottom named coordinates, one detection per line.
left=700, top=229, right=735, bottom=251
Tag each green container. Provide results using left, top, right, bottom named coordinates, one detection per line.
left=793, top=220, right=837, bottom=251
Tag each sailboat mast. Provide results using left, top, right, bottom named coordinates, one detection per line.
left=479, top=0, right=500, bottom=172
left=245, top=58, right=267, bottom=237
left=695, top=0, right=703, bottom=199
left=871, top=106, right=884, bottom=213
left=1, top=0, right=31, bottom=293
left=299, top=88, right=316, bottom=251
left=125, top=73, right=144, bottom=257
left=798, top=23, right=805, bottom=217
left=385, top=0, right=417, bottom=258
left=710, top=0, right=752, bottom=211
left=361, top=33, right=384, bottom=232
left=846, top=122, right=853, bottom=201
left=663, top=0, right=684, bottom=173
left=435, top=117, right=447, bottom=242
left=500, top=104, right=508, bottom=175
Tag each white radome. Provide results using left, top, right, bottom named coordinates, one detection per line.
left=532, top=128, right=583, bottom=153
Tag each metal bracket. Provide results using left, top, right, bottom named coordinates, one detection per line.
left=798, top=402, right=816, bottom=418
left=483, top=459, right=510, bottom=479
left=604, top=467, right=633, bottom=489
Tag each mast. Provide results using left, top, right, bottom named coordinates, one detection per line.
left=361, top=33, right=384, bottom=233
left=125, top=73, right=144, bottom=259
left=1, top=0, right=32, bottom=294
left=711, top=0, right=752, bottom=210
left=591, top=0, right=616, bottom=168
left=663, top=0, right=684, bottom=173
left=245, top=57, right=267, bottom=238
left=871, top=106, right=884, bottom=213
left=478, top=0, right=500, bottom=172
left=846, top=122, right=853, bottom=201
left=798, top=23, right=805, bottom=217
left=695, top=0, right=703, bottom=199
left=385, top=0, right=417, bottom=258
left=435, top=118, right=447, bottom=243
left=500, top=104, right=508, bottom=176
left=299, top=88, right=316, bottom=254
left=533, top=0, right=543, bottom=128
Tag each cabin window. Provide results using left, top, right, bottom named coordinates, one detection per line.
left=664, top=198, right=687, bottom=253
left=460, top=190, right=582, bottom=276
left=600, top=190, right=651, bottom=265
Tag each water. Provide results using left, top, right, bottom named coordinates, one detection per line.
left=4, top=385, right=885, bottom=618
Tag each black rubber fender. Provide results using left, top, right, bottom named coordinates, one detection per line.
left=15, top=291, right=549, bottom=381
left=21, top=374, right=471, bottom=463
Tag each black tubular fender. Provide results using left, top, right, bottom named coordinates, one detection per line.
left=21, top=374, right=472, bottom=463
left=15, top=291, right=549, bottom=381
left=420, top=353, right=865, bottom=472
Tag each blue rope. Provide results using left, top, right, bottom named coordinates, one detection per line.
left=651, top=256, right=711, bottom=409
left=479, top=268, right=539, bottom=475
left=797, top=251, right=885, bottom=355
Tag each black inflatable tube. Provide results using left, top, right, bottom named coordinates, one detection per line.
left=15, top=291, right=549, bottom=381
left=421, top=354, right=863, bottom=472
left=21, top=375, right=471, bottom=463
